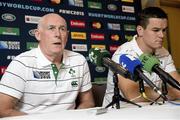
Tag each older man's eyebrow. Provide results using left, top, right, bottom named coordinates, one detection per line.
left=45, top=25, right=68, bottom=32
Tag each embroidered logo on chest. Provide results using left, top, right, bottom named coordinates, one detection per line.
left=69, top=68, right=76, bottom=77
left=71, top=81, right=78, bottom=87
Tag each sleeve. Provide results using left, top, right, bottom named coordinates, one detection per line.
left=0, top=58, right=26, bottom=99
left=164, top=54, right=176, bottom=73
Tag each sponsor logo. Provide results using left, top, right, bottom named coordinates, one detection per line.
left=88, top=12, right=135, bottom=21
left=122, top=0, right=134, bottom=3
left=125, top=35, right=133, bottom=41
left=26, top=42, right=38, bottom=50
left=71, top=81, right=78, bottom=87
left=0, top=66, right=7, bottom=75
left=0, top=41, right=20, bottom=50
left=107, top=23, right=121, bottom=30
left=124, top=24, right=136, bottom=31
left=110, top=34, right=120, bottom=41
left=71, top=32, right=86, bottom=40
left=68, top=0, right=84, bottom=7
left=7, top=55, right=16, bottom=60
left=122, top=5, right=135, bottom=13
left=50, top=0, right=61, bottom=4
left=94, top=77, right=107, bottom=84
left=25, top=15, right=41, bottom=24
left=59, top=9, right=84, bottom=16
left=0, top=27, right=20, bottom=36
left=72, top=44, right=87, bottom=51
left=31, top=0, right=43, bottom=3
left=1, top=13, right=16, bottom=22
left=90, top=33, right=104, bottom=40
left=88, top=1, right=102, bottom=9
left=91, top=45, right=106, bottom=50
left=95, top=66, right=106, bottom=73
left=91, top=21, right=102, bottom=29
left=28, top=29, right=36, bottom=36
left=107, top=4, right=118, bottom=11
left=0, top=2, right=54, bottom=13
left=70, top=20, right=85, bottom=28
left=33, top=71, right=51, bottom=79
left=109, top=45, right=119, bottom=53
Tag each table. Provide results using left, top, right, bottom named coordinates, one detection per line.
left=1, top=102, right=180, bottom=120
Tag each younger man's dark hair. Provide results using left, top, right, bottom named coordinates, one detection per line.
left=137, top=7, right=168, bottom=29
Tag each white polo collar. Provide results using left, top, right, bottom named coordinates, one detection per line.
left=36, top=46, right=51, bottom=68
left=131, top=35, right=143, bottom=56
left=36, top=46, right=70, bottom=68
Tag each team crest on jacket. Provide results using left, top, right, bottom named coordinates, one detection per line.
left=69, top=68, right=76, bottom=77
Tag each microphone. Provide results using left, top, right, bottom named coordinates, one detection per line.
left=119, top=54, right=167, bottom=100
left=88, top=48, right=130, bottom=78
left=139, top=53, right=180, bottom=91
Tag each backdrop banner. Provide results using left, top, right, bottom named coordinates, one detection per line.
left=0, top=0, right=141, bottom=83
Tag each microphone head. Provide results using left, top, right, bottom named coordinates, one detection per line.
left=139, top=53, right=160, bottom=73
left=88, top=48, right=111, bottom=66
left=119, top=54, right=142, bottom=75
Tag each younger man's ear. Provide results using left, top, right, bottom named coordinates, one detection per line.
left=136, top=25, right=144, bottom=37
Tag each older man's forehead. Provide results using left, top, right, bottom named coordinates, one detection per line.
left=42, top=14, right=66, bottom=23
left=47, top=18, right=67, bottom=25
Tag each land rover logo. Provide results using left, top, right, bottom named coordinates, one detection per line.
left=1, top=13, right=16, bottom=22
left=95, top=66, right=106, bottom=73
left=28, top=29, right=36, bottom=36
left=107, top=4, right=117, bottom=11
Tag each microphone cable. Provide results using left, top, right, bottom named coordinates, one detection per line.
left=139, top=78, right=163, bottom=105
left=129, top=92, right=163, bottom=105
left=129, top=83, right=180, bottom=106
left=167, top=98, right=180, bottom=106
left=129, top=79, right=163, bottom=105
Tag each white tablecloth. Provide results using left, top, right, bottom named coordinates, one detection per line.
left=1, top=102, right=180, bottom=120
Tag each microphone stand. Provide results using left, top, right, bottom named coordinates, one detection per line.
left=161, top=80, right=168, bottom=103
left=139, top=78, right=163, bottom=105
left=105, top=73, right=141, bottom=109
left=150, top=76, right=168, bottom=105
left=139, top=79, right=145, bottom=94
